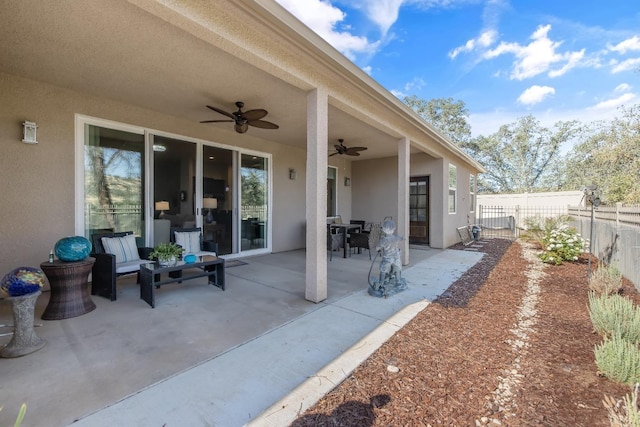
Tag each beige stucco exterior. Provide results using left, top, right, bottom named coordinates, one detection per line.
left=0, top=0, right=484, bottom=301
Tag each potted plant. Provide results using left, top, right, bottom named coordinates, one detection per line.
left=149, top=242, right=184, bottom=267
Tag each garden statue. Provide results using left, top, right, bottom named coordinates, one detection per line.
left=368, top=219, right=407, bottom=297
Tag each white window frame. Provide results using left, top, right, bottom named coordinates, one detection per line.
left=470, top=174, right=476, bottom=213
left=448, top=164, right=457, bottom=214
left=75, top=114, right=272, bottom=256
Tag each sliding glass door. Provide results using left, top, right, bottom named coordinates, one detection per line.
left=79, top=117, right=270, bottom=255
left=240, top=153, right=268, bottom=251
left=202, top=145, right=234, bottom=255
left=151, top=135, right=196, bottom=245
left=83, top=124, right=145, bottom=242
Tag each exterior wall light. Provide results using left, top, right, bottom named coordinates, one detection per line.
left=22, top=121, right=38, bottom=144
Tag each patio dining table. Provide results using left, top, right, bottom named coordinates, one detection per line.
left=329, top=223, right=362, bottom=258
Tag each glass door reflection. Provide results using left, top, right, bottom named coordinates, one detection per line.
left=240, top=154, right=268, bottom=251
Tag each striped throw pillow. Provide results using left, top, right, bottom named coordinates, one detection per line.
left=174, top=231, right=201, bottom=253
left=101, top=234, right=141, bottom=264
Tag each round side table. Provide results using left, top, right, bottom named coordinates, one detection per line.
left=40, top=257, right=96, bottom=320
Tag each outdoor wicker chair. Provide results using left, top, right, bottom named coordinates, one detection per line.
left=90, top=231, right=153, bottom=301
left=327, top=224, right=344, bottom=261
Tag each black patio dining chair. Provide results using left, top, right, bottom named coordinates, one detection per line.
left=349, top=223, right=382, bottom=259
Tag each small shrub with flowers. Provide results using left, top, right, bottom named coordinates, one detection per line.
left=539, top=225, right=587, bottom=265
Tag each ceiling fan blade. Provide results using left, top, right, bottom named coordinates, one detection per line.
left=346, top=146, right=367, bottom=152
left=345, top=151, right=361, bottom=156
left=243, top=109, right=268, bottom=120
left=206, top=105, right=235, bottom=119
left=328, top=152, right=339, bottom=157
left=235, top=123, right=249, bottom=133
left=200, top=119, right=234, bottom=123
left=248, top=120, right=279, bottom=130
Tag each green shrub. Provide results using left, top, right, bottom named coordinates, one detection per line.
left=595, top=335, right=640, bottom=385
left=589, top=293, right=640, bottom=343
left=590, top=261, right=623, bottom=296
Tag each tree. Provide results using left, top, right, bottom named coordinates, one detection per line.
left=563, top=105, right=640, bottom=204
left=241, top=168, right=266, bottom=206
left=466, top=115, right=580, bottom=193
left=403, top=96, right=472, bottom=147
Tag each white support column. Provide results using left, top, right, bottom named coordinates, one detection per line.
left=398, top=137, right=410, bottom=265
left=305, top=88, right=329, bottom=303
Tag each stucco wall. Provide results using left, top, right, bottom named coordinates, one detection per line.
left=409, top=153, right=477, bottom=248
left=0, top=72, right=308, bottom=274
left=351, top=157, right=399, bottom=225
left=351, top=152, right=472, bottom=249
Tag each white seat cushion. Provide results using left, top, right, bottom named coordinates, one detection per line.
left=115, top=259, right=149, bottom=274
left=174, top=231, right=201, bottom=253
left=102, top=235, right=141, bottom=264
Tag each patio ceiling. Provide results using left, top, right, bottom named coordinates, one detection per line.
left=0, top=0, right=409, bottom=160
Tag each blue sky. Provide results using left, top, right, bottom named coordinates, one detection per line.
left=275, top=0, right=640, bottom=137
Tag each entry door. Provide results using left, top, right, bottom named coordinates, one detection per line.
left=409, top=176, right=429, bottom=244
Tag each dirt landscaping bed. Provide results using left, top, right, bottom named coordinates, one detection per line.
left=292, top=238, right=640, bottom=426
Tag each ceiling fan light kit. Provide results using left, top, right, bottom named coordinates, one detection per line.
left=201, top=101, right=279, bottom=134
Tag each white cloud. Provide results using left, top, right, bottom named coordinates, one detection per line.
left=615, top=83, right=632, bottom=92
left=362, top=65, right=373, bottom=75
left=390, top=88, right=407, bottom=98
left=485, top=26, right=555, bottom=77
left=275, top=0, right=379, bottom=60
left=468, top=101, right=634, bottom=139
left=548, top=49, right=585, bottom=77
left=611, top=57, right=640, bottom=73
left=449, top=29, right=498, bottom=59
left=588, top=92, right=637, bottom=110
left=358, top=0, right=405, bottom=36
left=608, top=35, right=640, bottom=54
left=485, top=24, right=580, bottom=80
left=517, top=85, right=555, bottom=105
left=404, top=77, right=426, bottom=92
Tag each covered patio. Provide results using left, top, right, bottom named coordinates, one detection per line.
left=1, top=0, right=484, bottom=307
left=0, top=247, right=483, bottom=426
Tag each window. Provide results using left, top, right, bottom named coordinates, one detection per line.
left=470, top=174, right=476, bottom=212
left=448, top=164, right=457, bottom=213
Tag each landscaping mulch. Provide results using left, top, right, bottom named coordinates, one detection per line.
left=292, top=238, right=639, bottom=426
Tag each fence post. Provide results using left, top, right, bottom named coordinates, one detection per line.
left=515, top=205, right=521, bottom=238
left=479, top=205, right=483, bottom=229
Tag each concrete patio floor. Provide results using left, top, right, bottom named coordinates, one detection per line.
left=0, top=246, right=483, bottom=426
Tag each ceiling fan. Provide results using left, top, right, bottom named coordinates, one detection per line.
left=329, top=139, right=367, bottom=157
left=201, top=101, right=279, bottom=134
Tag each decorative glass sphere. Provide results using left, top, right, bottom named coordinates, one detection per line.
left=54, top=236, right=91, bottom=262
left=1, top=266, right=47, bottom=297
